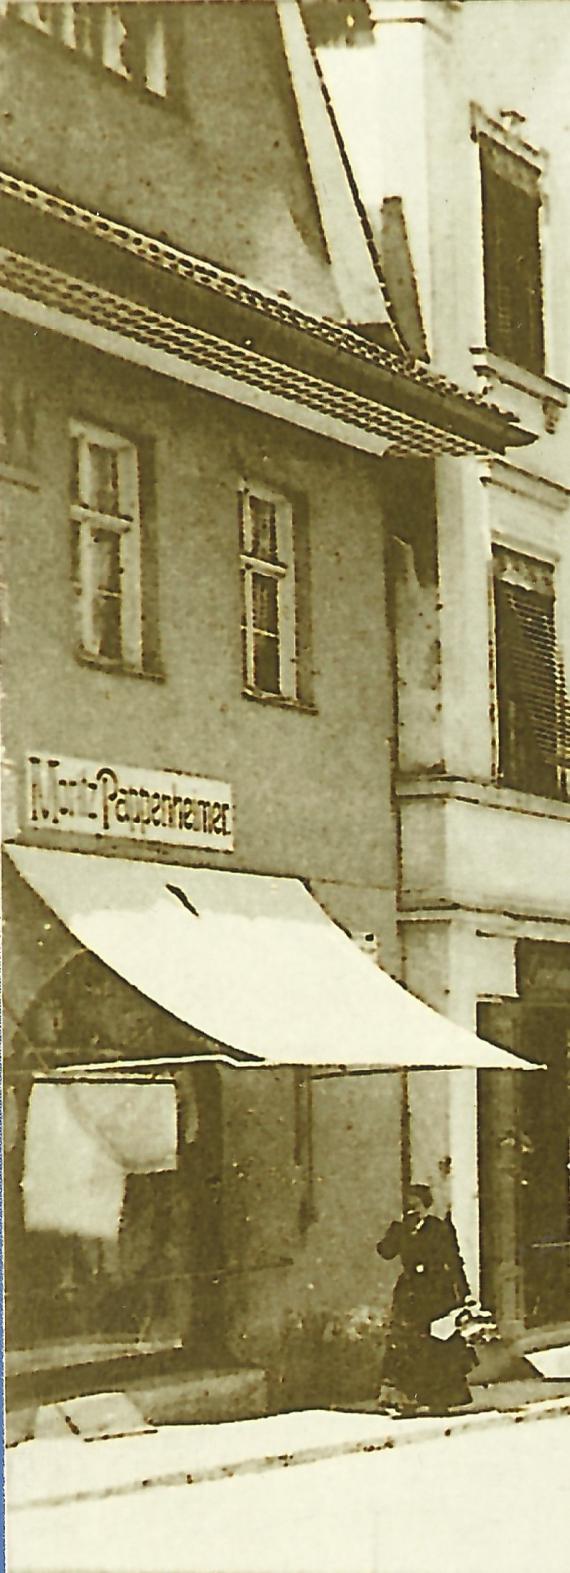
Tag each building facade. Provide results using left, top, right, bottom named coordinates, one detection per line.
left=0, top=0, right=533, bottom=1429
left=312, top=0, right=570, bottom=1344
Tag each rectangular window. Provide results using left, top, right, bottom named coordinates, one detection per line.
left=239, top=486, right=297, bottom=701
left=479, top=135, right=544, bottom=375
left=70, top=421, right=142, bottom=671
left=492, top=545, right=566, bottom=799
left=10, top=3, right=168, bottom=97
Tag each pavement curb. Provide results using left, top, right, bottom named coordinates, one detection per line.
left=12, top=1393, right=570, bottom=1515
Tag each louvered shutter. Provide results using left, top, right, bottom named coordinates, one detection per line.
left=480, top=137, right=544, bottom=375
left=493, top=573, right=565, bottom=796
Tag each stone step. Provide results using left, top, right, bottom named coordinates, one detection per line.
left=7, top=1367, right=268, bottom=1446
left=126, top=1367, right=268, bottom=1427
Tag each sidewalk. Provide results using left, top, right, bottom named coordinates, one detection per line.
left=8, top=1387, right=570, bottom=1516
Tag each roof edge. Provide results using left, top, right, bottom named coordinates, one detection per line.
left=0, top=169, right=535, bottom=455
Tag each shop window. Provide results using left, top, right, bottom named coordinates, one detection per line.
left=8, top=2, right=169, bottom=98
left=479, top=134, right=545, bottom=375
left=3, top=948, right=226, bottom=1364
left=70, top=421, right=143, bottom=671
left=492, top=545, right=567, bottom=799
left=239, top=485, right=298, bottom=702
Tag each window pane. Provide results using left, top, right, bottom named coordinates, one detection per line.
left=238, top=493, right=247, bottom=553
left=91, top=530, right=122, bottom=661
left=254, top=633, right=280, bottom=695
left=70, top=520, right=81, bottom=587
left=252, top=572, right=278, bottom=634
left=70, top=437, right=81, bottom=504
left=88, top=445, right=121, bottom=515
left=241, top=624, right=249, bottom=687
left=249, top=497, right=278, bottom=562
left=120, top=4, right=149, bottom=88
left=73, top=3, right=96, bottom=56
left=92, top=529, right=122, bottom=595
left=93, top=594, right=122, bottom=663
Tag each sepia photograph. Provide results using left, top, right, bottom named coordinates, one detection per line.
left=1, top=1, right=569, bottom=1569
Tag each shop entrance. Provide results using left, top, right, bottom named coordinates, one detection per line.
left=478, top=952, right=570, bottom=1334
left=517, top=1005, right=569, bottom=1327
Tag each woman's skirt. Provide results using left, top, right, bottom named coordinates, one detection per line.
left=381, top=1321, right=477, bottom=1410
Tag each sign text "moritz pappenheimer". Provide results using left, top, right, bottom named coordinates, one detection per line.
left=25, top=753, right=235, bottom=851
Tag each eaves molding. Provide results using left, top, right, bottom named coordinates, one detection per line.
left=0, top=167, right=520, bottom=431
left=0, top=246, right=491, bottom=459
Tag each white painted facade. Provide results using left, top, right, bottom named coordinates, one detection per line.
left=312, top=0, right=570, bottom=1307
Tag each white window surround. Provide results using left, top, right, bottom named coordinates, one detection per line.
left=480, top=462, right=570, bottom=518
left=70, top=420, right=142, bottom=673
left=470, top=346, right=568, bottom=429
left=469, top=102, right=570, bottom=419
left=239, top=482, right=298, bottom=704
left=485, top=499, right=562, bottom=596
left=470, top=103, right=547, bottom=178
left=478, top=458, right=570, bottom=787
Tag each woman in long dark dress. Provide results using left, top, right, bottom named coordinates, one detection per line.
left=377, top=1184, right=478, bottom=1412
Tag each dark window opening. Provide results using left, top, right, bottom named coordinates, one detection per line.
left=480, top=136, right=545, bottom=376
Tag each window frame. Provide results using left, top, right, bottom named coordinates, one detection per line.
left=238, top=482, right=298, bottom=704
left=70, top=419, right=143, bottom=674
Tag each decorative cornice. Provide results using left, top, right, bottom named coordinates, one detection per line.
left=0, top=167, right=523, bottom=439
left=481, top=462, right=570, bottom=515
left=0, top=246, right=496, bottom=458
left=471, top=348, right=568, bottom=406
left=470, top=103, right=547, bottom=174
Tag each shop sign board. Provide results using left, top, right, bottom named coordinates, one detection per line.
left=25, top=752, right=235, bottom=851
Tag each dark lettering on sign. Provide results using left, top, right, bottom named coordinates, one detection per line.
left=210, top=801, right=223, bottom=834
left=96, top=767, right=119, bottom=831
left=26, top=754, right=234, bottom=849
left=115, top=789, right=129, bottom=825
left=138, top=787, right=151, bottom=827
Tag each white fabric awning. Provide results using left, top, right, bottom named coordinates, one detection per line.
left=7, top=847, right=536, bottom=1072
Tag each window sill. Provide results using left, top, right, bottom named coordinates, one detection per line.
left=241, top=686, right=317, bottom=715
left=470, top=347, right=568, bottom=432
left=396, top=772, right=570, bottom=822
left=74, top=647, right=165, bottom=682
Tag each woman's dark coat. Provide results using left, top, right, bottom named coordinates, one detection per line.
left=378, top=1213, right=470, bottom=1332
left=377, top=1213, right=475, bottom=1407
